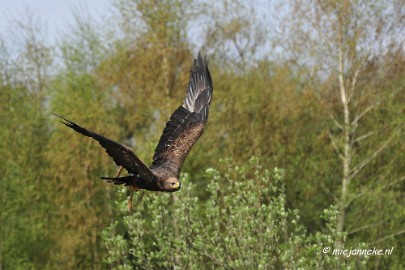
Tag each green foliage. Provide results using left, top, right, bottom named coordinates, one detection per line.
left=1, top=0, right=403, bottom=269
left=44, top=25, right=120, bottom=268
left=102, top=158, right=366, bottom=269
left=0, top=84, right=51, bottom=269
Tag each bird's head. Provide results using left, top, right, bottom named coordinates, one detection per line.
left=161, top=177, right=181, bottom=192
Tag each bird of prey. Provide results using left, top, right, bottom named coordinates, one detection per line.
left=53, top=52, right=213, bottom=209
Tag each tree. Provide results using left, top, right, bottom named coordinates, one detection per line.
left=278, top=0, right=404, bottom=267
left=0, top=12, right=53, bottom=268
left=200, top=0, right=267, bottom=72
left=45, top=11, right=118, bottom=269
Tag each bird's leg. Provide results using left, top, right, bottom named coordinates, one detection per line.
left=115, top=166, right=123, bottom=178
left=114, top=166, right=138, bottom=211
left=127, top=187, right=138, bottom=211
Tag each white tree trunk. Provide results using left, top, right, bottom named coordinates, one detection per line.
left=336, top=21, right=351, bottom=249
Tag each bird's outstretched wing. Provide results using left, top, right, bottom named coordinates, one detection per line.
left=52, top=113, right=155, bottom=180
left=151, top=52, right=213, bottom=174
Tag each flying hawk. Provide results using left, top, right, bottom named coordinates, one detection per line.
left=53, top=52, right=213, bottom=209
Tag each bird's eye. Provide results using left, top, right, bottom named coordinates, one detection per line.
left=171, top=182, right=176, bottom=185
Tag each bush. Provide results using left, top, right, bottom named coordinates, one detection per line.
left=102, top=157, right=367, bottom=269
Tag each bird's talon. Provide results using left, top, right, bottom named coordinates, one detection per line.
left=127, top=188, right=137, bottom=211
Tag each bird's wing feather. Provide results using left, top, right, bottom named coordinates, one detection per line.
left=151, top=52, right=213, bottom=174
left=52, top=113, right=155, bottom=180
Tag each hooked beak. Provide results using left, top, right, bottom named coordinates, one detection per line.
left=166, top=177, right=181, bottom=191
left=171, top=181, right=181, bottom=191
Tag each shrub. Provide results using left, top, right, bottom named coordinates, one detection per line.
left=102, top=157, right=366, bottom=269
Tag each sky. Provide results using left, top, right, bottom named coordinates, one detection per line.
left=0, top=0, right=113, bottom=43
left=0, top=0, right=280, bottom=60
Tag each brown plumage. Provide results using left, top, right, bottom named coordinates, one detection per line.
left=53, top=52, right=213, bottom=195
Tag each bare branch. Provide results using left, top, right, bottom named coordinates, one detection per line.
left=347, top=176, right=405, bottom=205
left=347, top=50, right=371, bottom=103
left=354, top=122, right=400, bottom=143
left=351, top=99, right=382, bottom=127
left=347, top=64, right=361, bottom=104
left=353, top=130, right=378, bottom=143
left=329, top=114, right=343, bottom=130
left=328, top=130, right=344, bottom=160
left=320, top=181, right=338, bottom=202
left=371, top=229, right=405, bottom=245
left=350, top=137, right=393, bottom=179
left=351, top=87, right=403, bottom=127
left=348, top=219, right=387, bottom=235
left=338, top=47, right=347, bottom=105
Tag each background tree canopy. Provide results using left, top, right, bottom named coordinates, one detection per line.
left=0, top=0, right=403, bottom=269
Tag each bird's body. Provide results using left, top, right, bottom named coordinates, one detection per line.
left=54, top=53, right=212, bottom=197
